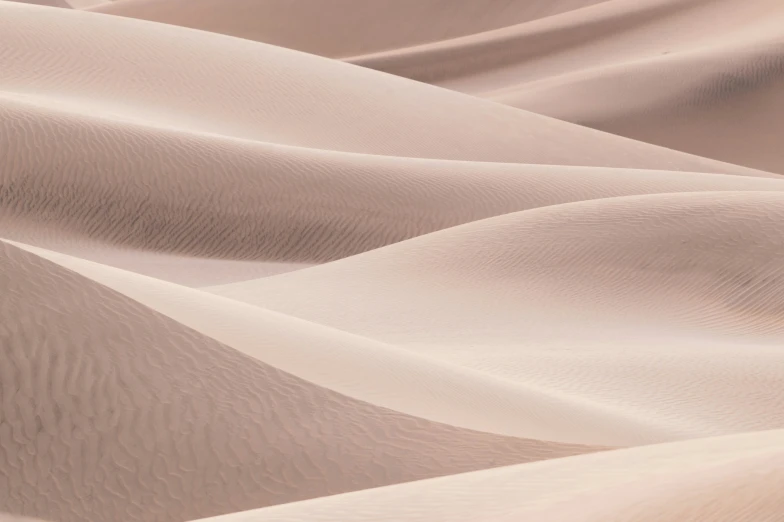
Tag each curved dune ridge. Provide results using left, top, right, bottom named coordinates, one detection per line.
left=5, top=0, right=69, bottom=6
left=0, top=240, right=596, bottom=522
left=202, top=192, right=784, bottom=445
left=88, top=0, right=610, bottom=57
left=1, top=1, right=783, bottom=522
left=92, top=0, right=784, bottom=173
left=193, top=429, right=784, bottom=522
left=0, top=515, right=49, bottom=522
left=0, top=3, right=773, bottom=175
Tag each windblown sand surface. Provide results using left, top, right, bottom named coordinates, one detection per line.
left=1, top=1, right=782, bottom=521
left=94, top=0, right=784, bottom=173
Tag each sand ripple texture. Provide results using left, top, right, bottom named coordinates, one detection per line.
left=1, top=1, right=783, bottom=522
left=92, top=0, right=784, bottom=173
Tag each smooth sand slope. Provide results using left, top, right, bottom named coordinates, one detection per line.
left=0, top=515, right=49, bottom=522
left=65, top=0, right=108, bottom=7
left=0, top=239, right=690, bottom=448
left=89, top=0, right=609, bottom=58
left=3, top=0, right=70, bottom=6
left=206, top=192, right=784, bottom=443
left=213, top=191, right=784, bottom=340
left=5, top=193, right=784, bottom=452
left=95, top=0, right=784, bottom=172
left=2, top=0, right=778, bottom=285
left=0, top=3, right=771, bottom=175
left=0, top=240, right=595, bottom=522
left=6, top=83, right=784, bottom=279
left=1, top=2, right=783, bottom=522
left=195, top=429, right=784, bottom=522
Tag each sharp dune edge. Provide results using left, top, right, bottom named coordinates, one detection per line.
left=0, top=240, right=596, bottom=521
left=92, top=0, right=784, bottom=173
left=0, top=1, right=783, bottom=522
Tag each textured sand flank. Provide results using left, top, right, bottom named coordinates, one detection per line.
left=0, top=240, right=597, bottom=522
left=0, top=3, right=771, bottom=175
left=94, top=0, right=784, bottom=172
left=1, top=2, right=783, bottom=522
left=194, top=429, right=784, bottom=522
left=3, top=0, right=70, bottom=6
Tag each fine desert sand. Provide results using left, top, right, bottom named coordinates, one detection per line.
left=1, top=1, right=783, bottom=522
left=92, top=0, right=784, bottom=173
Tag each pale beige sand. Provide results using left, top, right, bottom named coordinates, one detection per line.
left=6, top=87, right=784, bottom=273
left=1, top=1, right=783, bottom=522
left=0, top=3, right=771, bottom=175
left=66, top=0, right=107, bottom=7
left=97, top=0, right=784, bottom=172
left=4, top=0, right=69, bottom=6
left=194, top=429, right=784, bottom=522
left=89, top=0, right=608, bottom=57
left=0, top=515, right=49, bottom=522
left=7, top=193, right=784, bottom=454
left=3, top=0, right=779, bottom=287
left=8, top=239, right=653, bottom=447
left=0, top=240, right=595, bottom=521
left=206, top=192, right=784, bottom=443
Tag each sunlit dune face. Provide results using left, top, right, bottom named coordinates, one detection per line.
left=1, top=0, right=783, bottom=521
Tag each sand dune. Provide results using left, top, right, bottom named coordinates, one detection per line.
left=5, top=0, right=70, bottom=6
left=205, top=192, right=784, bottom=443
left=5, top=84, right=784, bottom=274
left=0, top=515, right=49, bottom=522
left=8, top=190, right=784, bottom=452
left=7, top=239, right=646, bottom=446
left=488, top=28, right=784, bottom=173
left=1, top=1, right=783, bottom=521
left=0, top=240, right=595, bottom=522
left=213, top=191, right=784, bottom=339
left=193, top=429, right=784, bottom=522
left=0, top=3, right=772, bottom=175
left=2, top=0, right=779, bottom=284
left=66, top=0, right=107, bottom=7
left=88, top=0, right=609, bottom=57
left=93, top=0, right=784, bottom=172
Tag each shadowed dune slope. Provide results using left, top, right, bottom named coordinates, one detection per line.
left=355, top=0, right=784, bottom=173
left=216, top=191, right=784, bottom=339
left=0, top=2, right=772, bottom=177
left=4, top=82, right=784, bottom=282
left=94, top=0, right=784, bottom=172
left=5, top=88, right=784, bottom=269
left=0, top=515, right=49, bottom=522
left=491, top=41, right=784, bottom=173
left=194, top=429, right=784, bottom=522
left=338, top=0, right=784, bottom=173
left=2, top=0, right=70, bottom=6
left=207, top=192, right=784, bottom=442
left=88, top=0, right=608, bottom=58
left=0, top=240, right=595, bottom=522
left=5, top=239, right=689, bottom=447
left=10, top=193, right=782, bottom=450
left=66, top=0, right=108, bottom=6
left=2, top=2, right=784, bottom=522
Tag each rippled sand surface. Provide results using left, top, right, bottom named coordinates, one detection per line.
left=2, top=1, right=783, bottom=521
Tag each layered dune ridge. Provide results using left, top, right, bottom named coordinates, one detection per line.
left=1, top=1, right=782, bottom=522
left=93, top=0, right=784, bottom=173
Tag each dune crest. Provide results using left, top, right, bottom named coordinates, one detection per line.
left=0, top=3, right=771, bottom=175
left=0, top=240, right=595, bottom=522
left=1, top=1, right=782, bottom=521
left=192, top=429, right=784, bottom=522
left=93, top=0, right=784, bottom=172
left=206, top=192, right=784, bottom=443
left=5, top=0, right=70, bottom=6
